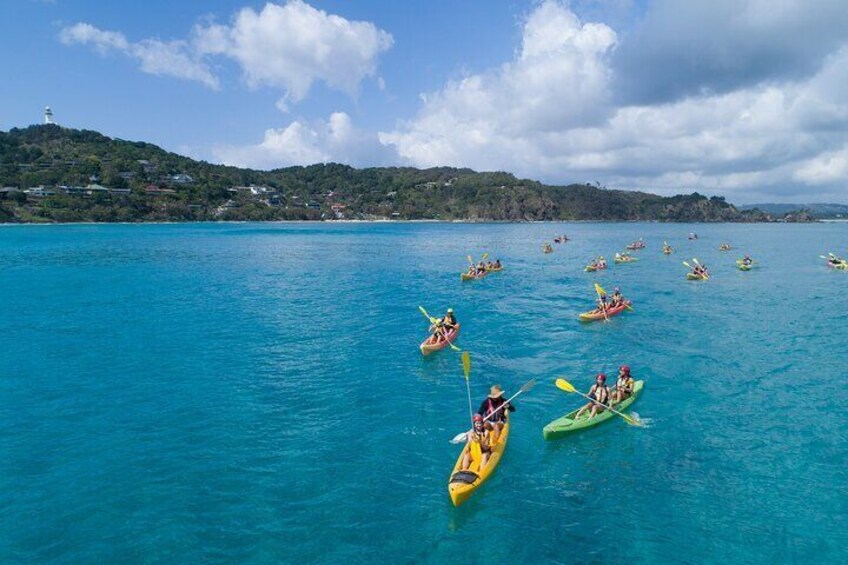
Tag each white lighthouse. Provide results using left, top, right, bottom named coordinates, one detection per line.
left=44, top=106, right=54, bottom=125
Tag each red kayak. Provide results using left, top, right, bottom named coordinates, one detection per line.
left=420, top=324, right=460, bottom=355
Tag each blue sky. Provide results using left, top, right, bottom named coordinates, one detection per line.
left=2, top=0, right=847, bottom=203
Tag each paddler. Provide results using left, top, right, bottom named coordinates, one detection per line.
left=611, top=287, right=623, bottom=307
left=595, top=292, right=609, bottom=313
left=461, top=414, right=493, bottom=471
left=485, top=260, right=494, bottom=270
left=610, top=365, right=634, bottom=404
left=742, top=255, right=753, bottom=267
left=574, top=374, right=611, bottom=420
left=476, top=261, right=486, bottom=275
left=493, top=258, right=502, bottom=269
left=466, top=265, right=477, bottom=277
left=441, top=308, right=458, bottom=332
left=477, top=385, right=514, bottom=443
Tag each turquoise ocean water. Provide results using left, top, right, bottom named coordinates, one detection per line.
left=1, top=222, right=847, bottom=563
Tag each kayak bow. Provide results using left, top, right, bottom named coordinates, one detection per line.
left=448, top=419, right=510, bottom=506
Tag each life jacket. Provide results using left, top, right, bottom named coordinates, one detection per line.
left=590, top=384, right=610, bottom=404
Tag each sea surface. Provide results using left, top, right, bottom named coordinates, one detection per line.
left=1, top=222, right=847, bottom=564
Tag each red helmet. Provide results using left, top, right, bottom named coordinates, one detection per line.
left=472, top=414, right=483, bottom=422
left=596, top=373, right=607, bottom=382
left=620, top=365, right=631, bottom=374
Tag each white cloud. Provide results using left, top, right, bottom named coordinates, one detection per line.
left=380, top=0, right=848, bottom=202
left=214, top=111, right=391, bottom=169
left=59, top=1, right=392, bottom=100
left=193, top=0, right=393, bottom=101
left=59, top=23, right=218, bottom=89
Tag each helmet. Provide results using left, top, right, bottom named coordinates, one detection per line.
left=620, top=365, right=630, bottom=374
left=472, top=414, right=483, bottom=422
left=447, top=308, right=454, bottom=313
left=596, top=373, right=607, bottom=382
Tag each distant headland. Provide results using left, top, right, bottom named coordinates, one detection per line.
left=0, top=125, right=815, bottom=224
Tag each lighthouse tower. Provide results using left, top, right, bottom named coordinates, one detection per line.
left=44, top=107, right=54, bottom=125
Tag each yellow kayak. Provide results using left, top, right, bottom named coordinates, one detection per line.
left=447, top=419, right=510, bottom=506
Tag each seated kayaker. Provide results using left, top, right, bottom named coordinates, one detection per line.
left=742, top=255, right=753, bottom=266
left=611, top=365, right=634, bottom=404
left=461, top=414, right=493, bottom=471
left=441, top=308, right=458, bottom=332
left=477, top=385, right=514, bottom=443
left=611, top=287, right=623, bottom=307
left=466, top=265, right=476, bottom=277
left=595, top=293, right=609, bottom=313
left=597, top=257, right=606, bottom=268
left=574, top=374, right=611, bottom=420
left=427, top=319, right=447, bottom=344
left=494, top=259, right=502, bottom=269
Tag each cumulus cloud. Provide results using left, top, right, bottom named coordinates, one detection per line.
left=59, top=23, right=219, bottom=88
left=380, top=0, right=848, bottom=202
left=611, top=0, right=848, bottom=105
left=214, top=112, right=392, bottom=169
left=379, top=1, right=617, bottom=167
left=60, top=1, right=392, bottom=101
left=193, top=0, right=393, bottom=101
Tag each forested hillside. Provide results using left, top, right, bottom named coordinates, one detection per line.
left=0, top=125, right=782, bottom=223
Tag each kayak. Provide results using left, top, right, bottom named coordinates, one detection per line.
left=826, top=259, right=848, bottom=270
left=448, top=419, right=510, bottom=506
left=543, top=248, right=554, bottom=254
left=542, top=381, right=644, bottom=440
left=736, top=260, right=753, bottom=271
left=585, top=262, right=607, bottom=272
left=578, top=301, right=630, bottom=322
left=486, top=266, right=504, bottom=273
left=719, top=246, right=732, bottom=251
left=686, top=272, right=708, bottom=280
left=461, top=271, right=488, bottom=281
left=663, top=248, right=673, bottom=255
left=420, top=324, right=460, bottom=355
left=626, top=244, right=645, bottom=250
left=614, top=257, right=638, bottom=264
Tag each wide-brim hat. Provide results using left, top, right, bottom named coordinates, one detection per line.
left=488, top=385, right=504, bottom=398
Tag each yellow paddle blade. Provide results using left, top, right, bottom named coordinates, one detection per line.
left=482, top=252, right=489, bottom=261
left=467, top=255, right=473, bottom=265
left=461, top=351, right=471, bottom=380
left=555, top=378, right=576, bottom=393
left=594, top=283, right=607, bottom=296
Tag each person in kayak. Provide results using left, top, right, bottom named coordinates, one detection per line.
left=742, top=255, right=753, bottom=267
left=611, top=365, right=634, bottom=404
left=441, top=308, right=458, bottom=332
left=461, top=414, right=493, bottom=471
left=466, top=265, right=477, bottom=277
left=493, top=258, right=502, bottom=269
left=611, top=287, right=624, bottom=307
left=594, top=292, right=609, bottom=313
left=693, top=263, right=709, bottom=277
left=476, top=261, right=486, bottom=275
left=574, top=374, right=611, bottom=420
left=477, top=385, right=514, bottom=443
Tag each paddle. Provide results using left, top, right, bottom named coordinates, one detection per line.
left=555, top=378, right=643, bottom=427
left=449, top=379, right=537, bottom=443
left=418, top=306, right=461, bottom=352
left=461, top=352, right=482, bottom=463
left=593, top=283, right=609, bottom=322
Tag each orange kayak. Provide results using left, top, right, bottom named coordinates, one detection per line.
left=578, top=302, right=630, bottom=322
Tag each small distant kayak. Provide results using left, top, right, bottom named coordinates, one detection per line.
left=626, top=242, right=645, bottom=250
left=448, top=419, right=510, bottom=506
left=420, top=324, right=460, bottom=355
left=663, top=248, right=673, bottom=255
left=584, top=264, right=603, bottom=272
left=543, top=247, right=554, bottom=254
left=736, top=260, right=753, bottom=271
left=578, top=302, right=630, bottom=322
left=486, top=266, right=504, bottom=273
left=614, top=256, right=638, bottom=264
left=543, top=381, right=644, bottom=440
left=686, top=272, right=708, bottom=280
left=719, top=245, right=732, bottom=251
left=461, top=271, right=488, bottom=281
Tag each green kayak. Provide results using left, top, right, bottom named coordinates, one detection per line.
left=542, top=380, right=644, bottom=440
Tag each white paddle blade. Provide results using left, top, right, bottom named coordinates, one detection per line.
left=450, top=432, right=468, bottom=444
